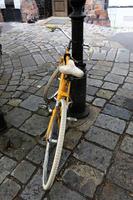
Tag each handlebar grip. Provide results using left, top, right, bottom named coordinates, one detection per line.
left=46, top=25, right=59, bottom=31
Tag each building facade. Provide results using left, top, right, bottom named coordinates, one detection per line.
left=0, top=0, right=108, bottom=22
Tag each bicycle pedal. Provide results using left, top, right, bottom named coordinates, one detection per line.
left=67, top=117, right=77, bottom=122
left=39, top=104, right=48, bottom=109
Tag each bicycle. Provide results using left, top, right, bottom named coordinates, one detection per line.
left=42, top=25, right=92, bottom=191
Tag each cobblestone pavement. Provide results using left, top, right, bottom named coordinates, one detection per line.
left=0, top=18, right=133, bottom=200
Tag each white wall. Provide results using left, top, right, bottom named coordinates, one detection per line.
left=0, top=0, right=6, bottom=8
left=14, top=0, right=21, bottom=9
left=108, top=7, right=133, bottom=27
left=109, top=0, right=133, bottom=7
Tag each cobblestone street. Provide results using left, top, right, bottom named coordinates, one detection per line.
left=0, top=18, right=133, bottom=200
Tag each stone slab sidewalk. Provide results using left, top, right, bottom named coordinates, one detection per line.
left=0, top=18, right=133, bottom=200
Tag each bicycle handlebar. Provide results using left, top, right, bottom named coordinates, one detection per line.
left=46, top=25, right=70, bottom=40
left=46, top=25, right=93, bottom=60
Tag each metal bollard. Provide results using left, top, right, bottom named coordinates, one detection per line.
left=69, top=0, right=89, bottom=119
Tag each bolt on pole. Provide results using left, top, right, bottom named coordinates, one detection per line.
left=69, top=0, right=89, bottom=119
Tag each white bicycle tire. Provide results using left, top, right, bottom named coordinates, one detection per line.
left=42, top=99, right=67, bottom=190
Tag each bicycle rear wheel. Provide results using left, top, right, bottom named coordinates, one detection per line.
left=42, top=99, right=67, bottom=190
left=44, top=68, right=59, bottom=104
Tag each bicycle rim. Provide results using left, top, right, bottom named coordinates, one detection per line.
left=43, top=68, right=59, bottom=103
left=42, top=99, right=67, bottom=190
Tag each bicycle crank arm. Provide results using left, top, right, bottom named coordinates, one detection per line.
left=39, top=103, right=52, bottom=114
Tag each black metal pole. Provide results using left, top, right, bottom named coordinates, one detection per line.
left=69, top=0, right=89, bottom=119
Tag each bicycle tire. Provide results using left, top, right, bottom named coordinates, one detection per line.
left=43, top=68, right=59, bottom=103
left=42, top=99, right=67, bottom=190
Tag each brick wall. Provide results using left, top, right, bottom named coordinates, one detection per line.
left=85, top=0, right=109, bottom=25
left=21, top=0, right=39, bottom=22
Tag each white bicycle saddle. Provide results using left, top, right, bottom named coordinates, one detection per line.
left=58, top=60, right=84, bottom=78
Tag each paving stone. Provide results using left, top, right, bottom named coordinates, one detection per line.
left=74, top=140, right=112, bottom=171
left=8, top=98, right=22, bottom=106
left=0, top=128, right=36, bottom=161
left=123, top=83, right=133, bottom=91
left=96, top=89, right=114, bottom=99
left=87, top=78, right=103, bottom=87
left=6, top=85, right=17, bottom=92
left=107, top=151, right=133, bottom=192
left=20, top=55, right=36, bottom=68
left=12, top=160, right=36, bottom=184
left=89, top=69, right=108, bottom=76
left=21, top=79, right=35, bottom=86
left=111, top=67, right=128, bottom=76
left=17, top=85, right=29, bottom=91
left=120, top=136, right=133, bottom=155
left=85, top=126, right=119, bottom=150
left=42, top=53, right=55, bottom=62
left=97, top=61, right=113, bottom=67
left=12, top=91, right=22, bottom=98
left=20, top=114, right=49, bottom=136
left=87, top=85, right=99, bottom=96
left=130, top=53, right=133, bottom=62
left=111, top=95, right=133, bottom=111
left=113, top=63, right=129, bottom=69
left=26, top=86, right=39, bottom=94
left=20, top=95, right=44, bottom=111
left=93, top=98, right=106, bottom=107
left=9, top=80, right=19, bottom=86
left=26, top=145, right=44, bottom=164
left=63, top=163, right=104, bottom=198
left=0, top=156, right=17, bottom=184
left=64, top=129, right=83, bottom=150
left=106, top=48, right=117, bottom=61
left=115, top=48, right=130, bottom=63
left=102, top=82, right=119, bottom=91
left=21, top=169, right=45, bottom=200
left=0, top=178, right=21, bottom=200
left=98, top=182, right=133, bottom=200
left=23, top=66, right=38, bottom=73
left=95, top=114, right=126, bottom=134
left=104, top=73, right=125, bottom=84
left=126, top=122, right=133, bottom=136
left=0, top=98, right=8, bottom=106
left=0, top=84, right=7, bottom=90
left=117, top=88, right=133, bottom=99
left=20, top=92, right=31, bottom=100
left=86, top=95, right=94, bottom=103
left=90, top=74, right=104, bottom=80
left=49, top=181, right=86, bottom=200
left=33, top=53, right=45, bottom=65
left=92, top=50, right=107, bottom=61
left=92, top=65, right=111, bottom=72
left=5, top=107, right=31, bottom=127
left=125, top=77, right=133, bottom=84
left=1, top=92, right=13, bottom=99
left=103, top=104, right=132, bottom=121
left=1, top=104, right=13, bottom=114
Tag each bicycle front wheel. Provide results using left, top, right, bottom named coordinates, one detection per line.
left=42, top=99, right=67, bottom=191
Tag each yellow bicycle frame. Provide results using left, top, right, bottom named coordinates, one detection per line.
left=45, top=48, right=71, bottom=140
